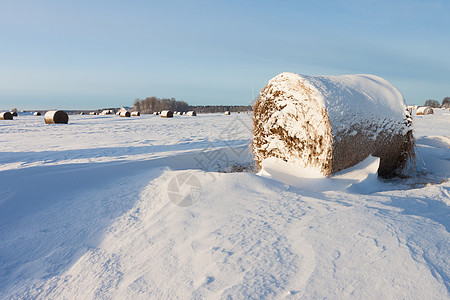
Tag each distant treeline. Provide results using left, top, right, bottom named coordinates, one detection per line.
left=424, top=97, right=450, bottom=108
left=133, top=97, right=189, bottom=114
left=133, top=97, right=251, bottom=114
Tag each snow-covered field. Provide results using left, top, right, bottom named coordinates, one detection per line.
left=0, top=111, right=448, bottom=299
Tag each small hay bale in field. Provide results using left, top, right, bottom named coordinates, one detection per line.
left=253, top=72, right=415, bottom=178
left=416, top=106, right=434, bottom=115
left=101, top=109, right=112, bottom=115
left=89, top=112, right=98, bottom=115
left=187, top=111, right=197, bottom=116
left=161, top=110, right=173, bottom=118
left=120, top=111, right=131, bottom=117
left=34, top=112, right=41, bottom=116
left=131, top=111, right=140, bottom=116
left=0, top=112, right=13, bottom=120
left=44, top=110, right=69, bottom=124
left=153, top=111, right=159, bottom=115
left=224, top=111, right=231, bottom=115
left=80, top=112, right=86, bottom=115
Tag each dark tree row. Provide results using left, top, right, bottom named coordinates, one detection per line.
left=133, top=96, right=252, bottom=114
left=133, top=97, right=189, bottom=114
left=424, top=97, right=449, bottom=108
left=188, top=105, right=252, bottom=114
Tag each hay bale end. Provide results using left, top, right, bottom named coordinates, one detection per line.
left=0, top=112, right=14, bottom=120
left=44, top=110, right=69, bottom=124
left=161, top=110, right=173, bottom=118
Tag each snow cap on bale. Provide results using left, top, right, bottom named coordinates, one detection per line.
left=131, top=111, right=140, bottom=116
left=253, top=72, right=415, bottom=178
left=44, top=110, right=69, bottom=124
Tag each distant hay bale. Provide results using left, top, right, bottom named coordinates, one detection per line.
left=34, top=112, right=41, bottom=116
left=224, top=111, right=231, bottom=115
left=120, top=111, right=131, bottom=117
left=89, top=112, right=98, bottom=115
left=416, top=106, right=434, bottom=115
left=187, top=111, right=197, bottom=116
left=0, top=112, right=13, bottom=120
left=253, top=72, right=415, bottom=178
left=161, top=110, right=173, bottom=118
left=101, top=109, right=113, bottom=115
left=44, top=110, right=69, bottom=124
left=153, top=111, right=160, bottom=115
left=131, top=111, right=140, bottom=116
left=80, top=112, right=85, bottom=115
left=176, top=111, right=182, bottom=115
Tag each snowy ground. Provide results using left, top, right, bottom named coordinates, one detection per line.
left=0, top=111, right=448, bottom=299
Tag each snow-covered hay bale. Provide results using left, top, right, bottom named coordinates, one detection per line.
left=416, top=106, right=434, bottom=115
left=34, top=112, right=41, bottom=116
left=253, top=72, right=415, bottom=178
left=224, top=111, right=231, bottom=115
left=44, top=110, right=68, bottom=124
left=161, top=110, right=173, bottom=118
left=0, top=112, right=13, bottom=120
left=187, top=111, right=197, bottom=116
left=131, top=111, right=140, bottom=116
left=120, top=111, right=131, bottom=117
left=153, top=111, right=159, bottom=115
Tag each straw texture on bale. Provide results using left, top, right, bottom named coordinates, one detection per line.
left=187, top=111, right=197, bottom=116
left=0, top=112, right=13, bottom=120
left=161, top=110, right=173, bottom=118
left=253, top=72, right=415, bottom=178
left=131, top=111, right=140, bottom=116
left=44, top=110, right=69, bottom=124
left=120, top=111, right=131, bottom=117
left=416, top=106, right=434, bottom=115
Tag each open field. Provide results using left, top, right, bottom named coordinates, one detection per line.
left=0, top=111, right=449, bottom=298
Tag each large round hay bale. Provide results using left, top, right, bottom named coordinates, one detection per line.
left=120, top=111, right=131, bottom=117
left=253, top=72, right=415, bottom=178
left=44, top=110, right=69, bottom=124
left=0, top=112, right=13, bottom=120
left=161, top=110, right=173, bottom=118
left=131, top=111, right=140, bottom=116
left=416, top=106, right=434, bottom=115
left=187, top=111, right=197, bottom=116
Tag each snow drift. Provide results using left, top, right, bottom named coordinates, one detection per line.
left=253, top=72, right=415, bottom=178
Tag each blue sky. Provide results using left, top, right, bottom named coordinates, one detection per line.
left=1, top=0, right=449, bottom=109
